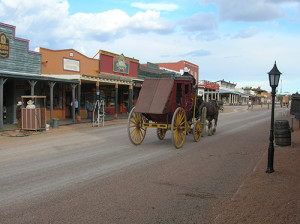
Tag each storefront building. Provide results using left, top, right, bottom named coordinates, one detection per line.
left=216, top=79, right=247, bottom=105
left=156, top=60, right=199, bottom=85
left=0, top=23, right=78, bottom=130
left=198, top=80, right=220, bottom=102
left=96, top=50, right=138, bottom=116
left=40, top=49, right=138, bottom=119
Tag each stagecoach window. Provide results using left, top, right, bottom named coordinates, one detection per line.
left=176, top=83, right=182, bottom=105
left=185, top=84, right=189, bottom=94
left=176, top=83, right=182, bottom=97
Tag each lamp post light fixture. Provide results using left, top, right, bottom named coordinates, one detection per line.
left=266, top=61, right=281, bottom=174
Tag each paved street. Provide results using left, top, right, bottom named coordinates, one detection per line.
left=0, top=106, right=279, bottom=223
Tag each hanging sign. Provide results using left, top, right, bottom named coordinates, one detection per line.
left=0, top=33, right=9, bottom=59
left=113, top=54, right=129, bottom=74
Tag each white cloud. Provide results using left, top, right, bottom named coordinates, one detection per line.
left=198, top=0, right=285, bottom=22
left=179, top=49, right=211, bottom=57
left=234, top=26, right=260, bottom=39
left=131, top=2, right=178, bottom=11
left=130, top=10, right=174, bottom=34
left=0, top=0, right=174, bottom=47
left=0, top=0, right=69, bottom=47
left=179, top=12, right=218, bottom=31
left=62, top=10, right=131, bottom=41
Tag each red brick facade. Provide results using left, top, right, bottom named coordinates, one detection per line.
left=156, top=60, right=199, bottom=84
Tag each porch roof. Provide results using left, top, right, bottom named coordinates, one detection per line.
left=0, top=71, right=79, bottom=84
left=205, top=89, right=249, bottom=97
left=40, top=74, right=133, bottom=85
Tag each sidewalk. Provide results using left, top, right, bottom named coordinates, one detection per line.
left=213, top=114, right=300, bottom=224
left=0, top=113, right=129, bottom=132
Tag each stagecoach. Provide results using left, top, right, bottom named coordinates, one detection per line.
left=127, top=76, right=207, bottom=149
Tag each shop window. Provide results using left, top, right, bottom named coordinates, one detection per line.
left=54, top=83, right=63, bottom=109
left=39, top=82, right=63, bottom=109
left=110, top=90, right=115, bottom=107
left=123, top=91, right=129, bottom=108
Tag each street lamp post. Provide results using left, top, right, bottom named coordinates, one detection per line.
left=266, top=61, right=281, bottom=174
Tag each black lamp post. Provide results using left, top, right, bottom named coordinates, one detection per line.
left=266, top=61, right=281, bottom=174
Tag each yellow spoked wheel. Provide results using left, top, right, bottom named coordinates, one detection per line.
left=193, top=120, right=202, bottom=142
left=171, top=107, right=187, bottom=149
left=127, top=107, right=147, bottom=145
left=157, top=128, right=167, bottom=140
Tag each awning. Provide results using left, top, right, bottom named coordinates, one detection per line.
left=41, top=73, right=133, bottom=85
left=1, top=71, right=79, bottom=84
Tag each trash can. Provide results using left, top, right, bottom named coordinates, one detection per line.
left=53, top=118, right=59, bottom=128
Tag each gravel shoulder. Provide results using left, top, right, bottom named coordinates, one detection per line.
left=212, top=113, right=300, bottom=224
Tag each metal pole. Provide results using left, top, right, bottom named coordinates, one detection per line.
left=266, top=86, right=276, bottom=173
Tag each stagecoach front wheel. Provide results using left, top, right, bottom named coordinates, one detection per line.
left=171, top=107, right=187, bottom=149
left=193, top=120, right=202, bottom=142
left=127, top=107, right=147, bottom=145
left=157, top=128, right=167, bottom=140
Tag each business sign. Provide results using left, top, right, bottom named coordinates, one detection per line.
left=0, top=33, right=9, bottom=59
left=113, top=54, right=129, bottom=74
left=63, top=58, right=80, bottom=72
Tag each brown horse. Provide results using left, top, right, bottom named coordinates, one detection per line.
left=199, top=100, right=219, bottom=136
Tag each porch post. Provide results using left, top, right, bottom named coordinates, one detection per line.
left=28, top=80, right=37, bottom=96
left=96, top=82, right=100, bottom=102
left=115, top=84, right=118, bottom=119
left=77, top=80, right=81, bottom=121
left=71, top=84, right=77, bottom=123
left=0, top=78, right=7, bottom=130
left=48, top=82, right=56, bottom=126
left=206, top=90, right=209, bottom=102
left=129, top=84, right=133, bottom=112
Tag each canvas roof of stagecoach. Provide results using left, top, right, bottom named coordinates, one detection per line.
left=134, top=78, right=175, bottom=114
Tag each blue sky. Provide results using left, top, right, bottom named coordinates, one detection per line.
left=1, top=0, right=299, bottom=93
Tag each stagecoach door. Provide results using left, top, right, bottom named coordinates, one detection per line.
left=176, top=83, right=182, bottom=106
left=182, top=83, right=193, bottom=111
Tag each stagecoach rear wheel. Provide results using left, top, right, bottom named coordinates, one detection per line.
left=193, top=120, right=202, bottom=142
left=127, top=107, right=147, bottom=145
left=157, top=128, right=167, bottom=140
left=171, top=107, right=187, bottom=149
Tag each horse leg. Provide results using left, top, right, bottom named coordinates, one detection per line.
left=213, top=115, right=218, bottom=134
left=208, top=120, right=212, bottom=136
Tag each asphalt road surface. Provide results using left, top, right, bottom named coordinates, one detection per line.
left=0, top=106, right=274, bottom=223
